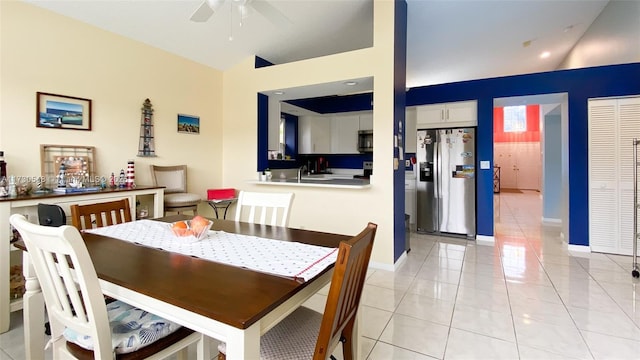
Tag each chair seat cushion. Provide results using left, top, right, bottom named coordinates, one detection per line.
left=164, top=193, right=201, bottom=207
left=63, top=300, right=183, bottom=354
left=218, top=306, right=322, bottom=360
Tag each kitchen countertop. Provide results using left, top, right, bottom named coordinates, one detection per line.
left=248, top=177, right=371, bottom=189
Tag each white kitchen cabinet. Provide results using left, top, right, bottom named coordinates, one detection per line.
left=331, top=115, right=359, bottom=154
left=416, top=100, right=477, bottom=129
left=405, top=171, right=416, bottom=228
left=405, top=107, right=417, bottom=153
left=359, top=113, right=373, bottom=131
left=298, top=115, right=331, bottom=154
left=588, top=96, right=640, bottom=255
left=267, top=97, right=281, bottom=151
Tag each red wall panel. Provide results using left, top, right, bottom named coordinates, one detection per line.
left=494, top=105, right=540, bottom=142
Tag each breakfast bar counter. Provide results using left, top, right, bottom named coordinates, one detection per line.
left=249, top=178, right=370, bottom=189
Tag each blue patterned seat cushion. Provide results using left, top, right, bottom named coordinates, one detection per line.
left=63, top=300, right=182, bottom=354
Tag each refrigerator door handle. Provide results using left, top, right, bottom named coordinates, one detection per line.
left=434, top=136, right=440, bottom=199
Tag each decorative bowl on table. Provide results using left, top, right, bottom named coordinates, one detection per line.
left=169, top=218, right=213, bottom=241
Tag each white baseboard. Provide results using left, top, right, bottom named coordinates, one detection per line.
left=475, top=235, right=495, bottom=246
left=541, top=217, right=562, bottom=226
left=370, top=250, right=410, bottom=272
left=370, top=259, right=399, bottom=272
left=568, top=244, right=591, bottom=253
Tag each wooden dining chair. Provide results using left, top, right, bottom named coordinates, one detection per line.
left=70, top=198, right=132, bottom=230
left=234, top=190, right=294, bottom=227
left=218, top=222, right=377, bottom=360
left=150, top=165, right=201, bottom=215
left=10, top=214, right=206, bottom=360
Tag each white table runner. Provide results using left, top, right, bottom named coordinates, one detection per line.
left=85, top=220, right=338, bottom=282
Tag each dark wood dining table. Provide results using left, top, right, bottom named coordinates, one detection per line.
left=19, top=215, right=350, bottom=360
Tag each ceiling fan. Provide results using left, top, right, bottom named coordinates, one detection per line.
left=190, top=0, right=292, bottom=28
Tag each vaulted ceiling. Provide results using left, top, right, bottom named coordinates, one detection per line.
left=25, top=0, right=609, bottom=90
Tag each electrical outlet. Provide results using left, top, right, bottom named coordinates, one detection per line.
left=405, top=160, right=410, bottom=167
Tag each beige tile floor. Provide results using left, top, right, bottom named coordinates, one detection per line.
left=3, top=190, right=640, bottom=359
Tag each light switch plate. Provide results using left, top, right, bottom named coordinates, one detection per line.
left=480, top=160, right=490, bottom=169
left=405, top=160, right=410, bottom=167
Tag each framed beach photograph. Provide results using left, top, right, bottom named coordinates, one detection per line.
left=177, top=114, right=200, bottom=134
left=36, top=92, right=92, bottom=130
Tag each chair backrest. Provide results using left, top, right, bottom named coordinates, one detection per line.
left=9, top=214, right=114, bottom=359
left=150, top=165, right=188, bottom=194
left=37, top=203, right=67, bottom=227
left=314, top=222, right=377, bottom=359
left=234, top=190, right=294, bottom=227
left=70, top=198, right=132, bottom=230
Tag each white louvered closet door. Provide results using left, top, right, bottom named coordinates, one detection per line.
left=589, top=97, right=640, bottom=255
left=618, top=98, right=640, bottom=254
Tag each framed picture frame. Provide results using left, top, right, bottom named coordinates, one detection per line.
left=177, top=114, right=200, bottom=134
left=40, top=144, right=96, bottom=188
left=36, top=92, right=92, bottom=130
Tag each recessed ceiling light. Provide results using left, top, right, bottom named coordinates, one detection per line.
left=274, top=91, right=284, bottom=95
left=344, top=81, right=358, bottom=86
left=540, top=51, right=551, bottom=59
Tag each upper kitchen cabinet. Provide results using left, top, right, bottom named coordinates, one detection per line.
left=331, top=114, right=360, bottom=154
left=416, top=100, right=477, bottom=129
left=267, top=96, right=281, bottom=151
left=359, top=113, right=373, bottom=131
left=298, top=115, right=331, bottom=154
left=405, top=107, right=417, bottom=153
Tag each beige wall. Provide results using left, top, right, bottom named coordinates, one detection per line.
left=222, top=0, right=399, bottom=267
left=0, top=1, right=223, bottom=216
left=1, top=0, right=401, bottom=267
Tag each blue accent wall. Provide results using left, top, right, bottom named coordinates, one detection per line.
left=393, top=0, right=408, bottom=261
left=255, top=56, right=275, bottom=68
left=286, top=93, right=373, bottom=114
left=257, top=93, right=269, bottom=171
left=407, top=62, right=640, bottom=245
left=283, top=113, right=298, bottom=157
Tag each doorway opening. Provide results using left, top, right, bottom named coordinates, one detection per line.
left=493, top=93, right=569, bottom=240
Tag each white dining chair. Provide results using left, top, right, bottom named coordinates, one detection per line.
left=10, top=214, right=206, bottom=360
left=234, top=190, right=294, bottom=227
left=218, top=222, right=378, bottom=360
left=150, top=165, right=201, bottom=215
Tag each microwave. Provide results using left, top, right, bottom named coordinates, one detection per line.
left=358, top=130, right=373, bottom=153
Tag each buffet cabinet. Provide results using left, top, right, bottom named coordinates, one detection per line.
left=0, top=186, right=164, bottom=333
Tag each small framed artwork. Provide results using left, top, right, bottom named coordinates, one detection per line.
left=177, top=114, right=200, bottom=134
left=36, top=92, right=92, bottom=130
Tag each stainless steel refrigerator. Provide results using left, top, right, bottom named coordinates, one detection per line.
left=416, top=128, right=476, bottom=238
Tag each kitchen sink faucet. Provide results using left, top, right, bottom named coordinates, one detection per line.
left=297, top=165, right=307, bottom=182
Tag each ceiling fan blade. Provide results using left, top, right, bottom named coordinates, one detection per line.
left=190, top=0, right=225, bottom=22
left=248, top=0, right=292, bottom=27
